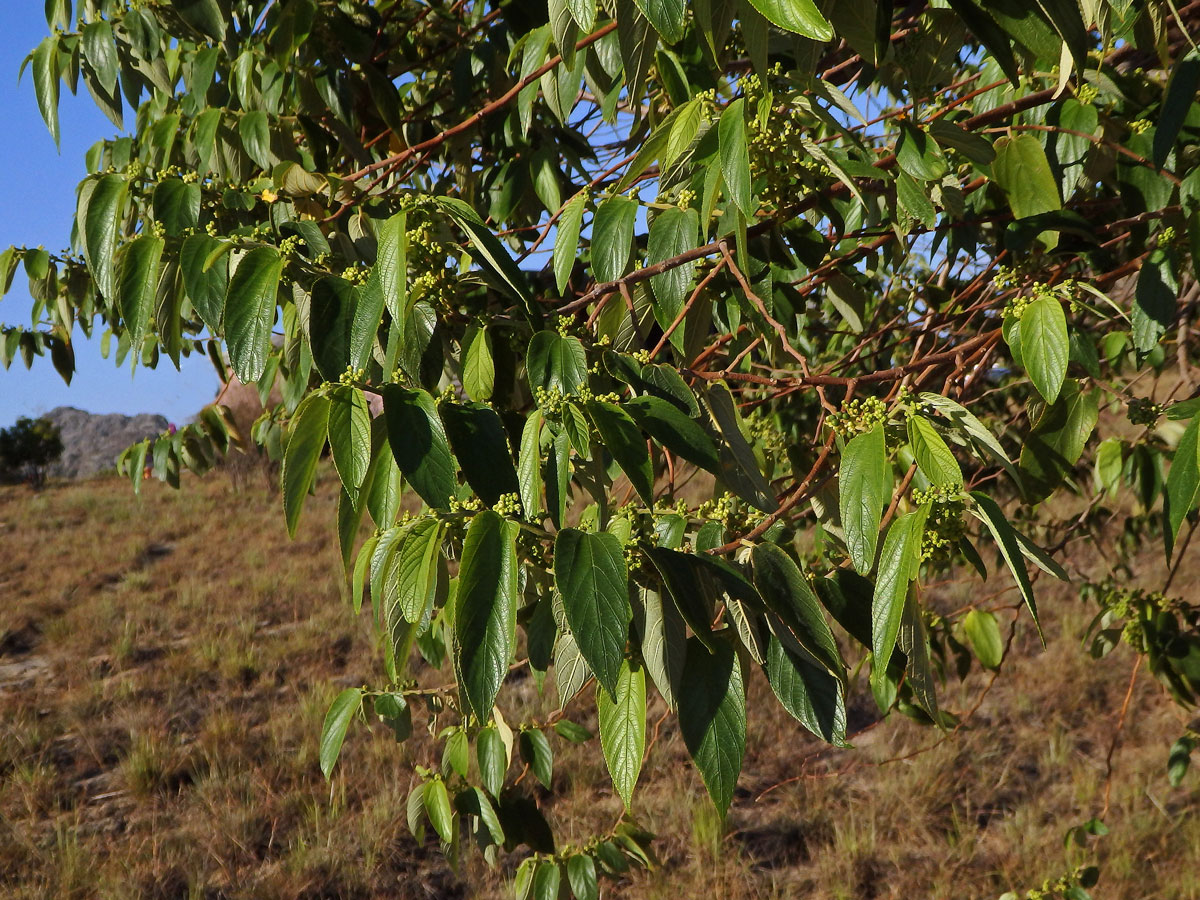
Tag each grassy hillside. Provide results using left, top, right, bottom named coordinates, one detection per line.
left=1, top=470, right=1197, bottom=899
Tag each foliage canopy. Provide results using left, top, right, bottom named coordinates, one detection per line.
left=0, top=416, right=64, bottom=489
left=7, top=0, right=1200, bottom=893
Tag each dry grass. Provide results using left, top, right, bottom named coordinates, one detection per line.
left=0, top=469, right=1197, bottom=899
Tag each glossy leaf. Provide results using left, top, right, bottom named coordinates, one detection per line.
left=587, top=401, right=654, bottom=505
left=554, top=190, right=588, bottom=295
left=224, top=247, right=283, bottom=383
left=555, top=528, right=631, bottom=699
left=454, top=510, right=518, bottom=720
left=743, top=0, right=833, bottom=39
left=870, top=504, right=928, bottom=693
left=1020, top=296, right=1069, bottom=404
left=282, top=393, right=330, bottom=538
left=591, top=195, right=638, bottom=283
left=678, top=637, right=745, bottom=816
left=839, top=425, right=891, bottom=573
left=118, top=235, right=164, bottom=348
left=751, top=542, right=843, bottom=679
left=908, top=415, right=963, bottom=488
left=624, top=394, right=720, bottom=473
left=381, top=385, right=456, bottom=510
left=992, top=135, right=1061, bottom=220
left=319, top=687, right=361, bottom=778
left=718, top=99, right=753, bottom=215
left=328, top=386, right=372, bottom=504
left=597, top=659, right=646, bottom=808
left=963, top=608, right=1004, bottom=670
left=971, top=492, right=1044, bottom=644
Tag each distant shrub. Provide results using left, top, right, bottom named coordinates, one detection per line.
left=0, top=416, right=64, bottom=489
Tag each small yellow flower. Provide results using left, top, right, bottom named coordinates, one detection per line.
left=261, top=188, right=279, bottom=204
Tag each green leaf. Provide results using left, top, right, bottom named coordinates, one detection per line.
left=519, top=728, right=554, bottom=789
left=705, top=382, right=778, bottom=513
left=896, top=123, right=948, bottom=182
left=554, top=190, right=588, bottom=295
left=597, top=659, right=646, bottom=808
left=870, top=504, right=928, bottom=693
left=224, top=247, right=283, bottom=383
left=282, top=393, right=330, bottom=538
left=647, top=207, right=700, bottom=339
left=528, top=330, right=589, bottom=394
left=587, top=401, right=654, bottom=504
left=82, top=21, right=118, bottom=96
left=31, top=36, right=60, bottom=148
left=1020, top=296, right=1069, bottom=404
left=839, top=425, right=891, bottom=574
left=1133, top=250, right=1178, bottom=355
left=80, top=174, right=128, bottom=302
left=456, top=784, right=505, bottom=845
left=350, top=268, right=385, bottom=374
left=743, top=0, right=833, bottom=39
left=751, top=542, right=843, bottom=679
left=962, top=608, right=1003, bottom=670
left=907, top=415, right=963, bottom=488
left=624, top=394, right=720, bottom=473
left=566, top=854, right=598, bottom=900
left=387, top=517, right=443, bottom=624
left=917, top=393, right=1019, bottom=487
left=319, top=687, right=361, bottom=778
left=898, top=592, right=938, bottom=719
left=462, top=324, right=495, bottom=402
left=375, top=210, right=408, bottom=322
left=719, top=99, right=753, bottom=215
left=239, top=110, right=272, bottom=169
left=928, top=119, right=995, bottom=165
left=454, top=510, right=518, bottom=720
left=566, top=0, right=597, bottom=32
left=180, top=235, right=227, bottom=335
left=440, top=402, right=520, bottom=506
left=970, top=492, right=1044, bottom=644
left=992, top=134, right=1062, bottom=220
left=1018, top=381, right=1098, bottom=502
left=328, top=385, right=372, bottom=505
left=175, top=0, right=227, bottom=40
left=765, top=634, right=847, bottom=745
left=554, top=629, right=592, bottom=709
left=633, top=0, right=685, bottom=43
left=555, top=528, right=632, bottom=699
left=435, top=197, right=534, bottom=312
left=633, top=585, right=685, bottom=709
left=477, top=725, right=509, bottom=797
left=381, top=385, right=456, bottom=510
left=591, top=195, right=638, bottom=283
left=118, top=235, right=164, bottom=348
left=678, top=637, right=745, bottom=816
left=518, top=410, right=544, bottom=521
left=533, top=860, right=561, bottom=900
left=309, top=276, right=358, bottom=382
left=1165, top=416, right=1200, bottom=557
left=424, top=777, right=456, bottom=843
left=1168, top=736, right=1195, bottom=788
left=1154, top=51, right=1200, bottom=168
left=153, top=180, right=201, bottom=237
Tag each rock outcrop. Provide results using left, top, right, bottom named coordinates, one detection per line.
left=42, top=407, right=168, bottom=480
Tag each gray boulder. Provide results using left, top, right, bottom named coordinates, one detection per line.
left=43, top=406, right=169, bottom=480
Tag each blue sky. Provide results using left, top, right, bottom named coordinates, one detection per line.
left=0, top=11, right=218, bottom=428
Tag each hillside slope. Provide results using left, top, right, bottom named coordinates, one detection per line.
left=0, top=471, right=1197, bottom=899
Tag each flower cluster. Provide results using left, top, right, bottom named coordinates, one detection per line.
left=1126, top=397, right=1162, bottom=426
left=914, top=485, right=966, bottom=563
left=827, top=396, right=888, bottom=436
